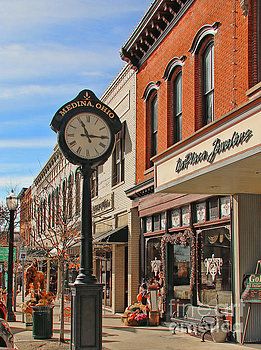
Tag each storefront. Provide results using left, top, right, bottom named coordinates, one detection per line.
left=153, top=97, right=261, bottom=342
left=139, top=193, right=232, bottom=321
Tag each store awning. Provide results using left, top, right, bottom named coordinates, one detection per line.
left=93, top=226, right=128, bottom=244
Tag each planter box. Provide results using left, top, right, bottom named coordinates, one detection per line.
left=149, top=311, right=160, bottom=326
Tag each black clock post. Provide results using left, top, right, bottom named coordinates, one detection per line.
left=50, top=90, right=122, bottom=350
left=70, top=164, right=103, bottom=349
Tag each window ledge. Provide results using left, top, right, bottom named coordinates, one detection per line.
left=111, top=180, right=125, bottom=190
left=144, top=166, right=154, bottom=176
left=246, top=82, right=261, bottom=100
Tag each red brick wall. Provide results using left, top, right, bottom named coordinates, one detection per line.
left=136, top=0, right=250, bottom=183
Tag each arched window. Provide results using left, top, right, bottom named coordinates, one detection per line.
left=173, top=70, right=182, bottom=143
left=68, top=174, right=73, bottom=218
left=56, top=187, right=60, bottom=223
left=52, top=191, right=55, bottom=227
left=164, top=57, right=185, bottom=146
left=43, top=199, right=46, bottom=232
left=190, top=24, right=218, bottom=130
left=62, top=179, right=67, bottom=220
left=203, top=42, right=214, bottom=125
left=75, top=171, right=81, bottom=216
left=48, top=194, right=51, bottom=228
left=151, top=93, right=158, bottom=158
left=146, top=90, right=158, bottom=168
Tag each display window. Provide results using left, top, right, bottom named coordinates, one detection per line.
left=95, top=250, right=112, bottom=307
left=171, top=208, right=181, bottom=227
left=145, top=237, right=161, bottom=279
left=220, top=196, right=230, bottom=218
left=173, top=244, right=191, bottom=300
left=181, top=205, right=190, bottom=226
left=195, top=202, right=207, bottom=223
left=199, top=227, right=232, bottom=307
left=208, top=197, right=219, bottom=221
left=153, top=214, right=161, bottom=231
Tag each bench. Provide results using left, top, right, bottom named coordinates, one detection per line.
left=170, top=304, right=226, bottom=342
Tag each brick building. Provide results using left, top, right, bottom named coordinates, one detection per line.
left=121, top=0, right=260, bottom=343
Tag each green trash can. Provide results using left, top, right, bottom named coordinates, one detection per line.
left=32, top=306, right=53, bottom=339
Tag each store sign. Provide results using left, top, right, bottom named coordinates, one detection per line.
left=241, top=274, right=261, bottom=303
left=155, top=110, right=261, bottom=191
left=92, top=193, right=113, bottom=216
left=0, top=247, right=17, bottom=262
left=175, top=129, right=253, bottom=174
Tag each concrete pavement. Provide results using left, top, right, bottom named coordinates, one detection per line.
left=9, top=302, right=261, bottom=350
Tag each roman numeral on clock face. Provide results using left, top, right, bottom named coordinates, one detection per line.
left=77, top=146, right=82, bottom=154
left=70, top=141, right=76, bottom=147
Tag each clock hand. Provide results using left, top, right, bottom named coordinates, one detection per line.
left=88, top=134, right=109, bottom=139
left=79, top=120, right=92, bottom=143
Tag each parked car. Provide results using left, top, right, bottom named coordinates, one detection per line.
left=0, top=318, right=14, bottom=348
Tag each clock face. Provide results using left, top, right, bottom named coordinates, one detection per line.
left=64, top=113, right=112, bottom=160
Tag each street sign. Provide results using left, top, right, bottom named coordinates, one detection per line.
left=20, top=252, right=26, bottom=261
left=0, top=247, right=17, bottom=262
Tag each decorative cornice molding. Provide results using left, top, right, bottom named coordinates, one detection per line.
left=121, top=0, right=194, bottom=70
left=189, top=22, right=221, bottom=54
left=142, top=81, right=161, bottom=100
left=163, top=55, right=186, bottom=80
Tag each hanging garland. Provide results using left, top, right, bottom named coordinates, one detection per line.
left=160, top=229, right=196, bottom=292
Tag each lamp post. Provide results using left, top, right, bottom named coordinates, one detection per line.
left=6, top=190, right=18, bottom=322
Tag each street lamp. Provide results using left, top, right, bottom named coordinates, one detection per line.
left=6, top=190, right=18, bottom=322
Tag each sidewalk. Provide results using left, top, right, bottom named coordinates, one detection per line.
left=9, top=303, right=261, bottom=350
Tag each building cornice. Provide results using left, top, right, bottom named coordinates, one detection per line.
left=125, top=177, right=154, bottom=200
left=121, top=0, right=194, bottom=70
left=34, top=147, right=63, bottom=186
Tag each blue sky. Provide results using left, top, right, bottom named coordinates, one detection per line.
left=0, top=0, right=151, bottom=202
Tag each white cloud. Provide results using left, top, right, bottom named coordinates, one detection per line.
left=0, top=175, right=33, bottom=187
left=0, top=137, right=56, bottom=149
left=0, top=1, right=148, bottom=27
left=0, top=175, right=34, bottom=197
left=0, top=43, right=120, bottom=82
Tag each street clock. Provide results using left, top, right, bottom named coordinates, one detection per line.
left=50, top=89, right=122, bottom=167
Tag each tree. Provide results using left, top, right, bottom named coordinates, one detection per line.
left=22, top=165, right=82, bottom=343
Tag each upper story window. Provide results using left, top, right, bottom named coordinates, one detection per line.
left=51, top=190, right=55, bottom=227
left=143, top=82, right=160, bottom=169
left=150, top=93, right=158, bottom=158
left=190, top=24, right=219, bottom=130
left=91, top=168, right=98, bottom=198
left=173, top=71, right=182, bottom=143
left=62, top=179, right=67, bottom=220
left=75, top=171, right=81, bottom=215
left=48, top=194, right=51, bottom=228
left=68, top=174, right=73, bottom=218
left=164, top=57, right=185, bottom=147
left=203, top=42, right=214, bottom=125
left=112, top=122, right=125, bottom=187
